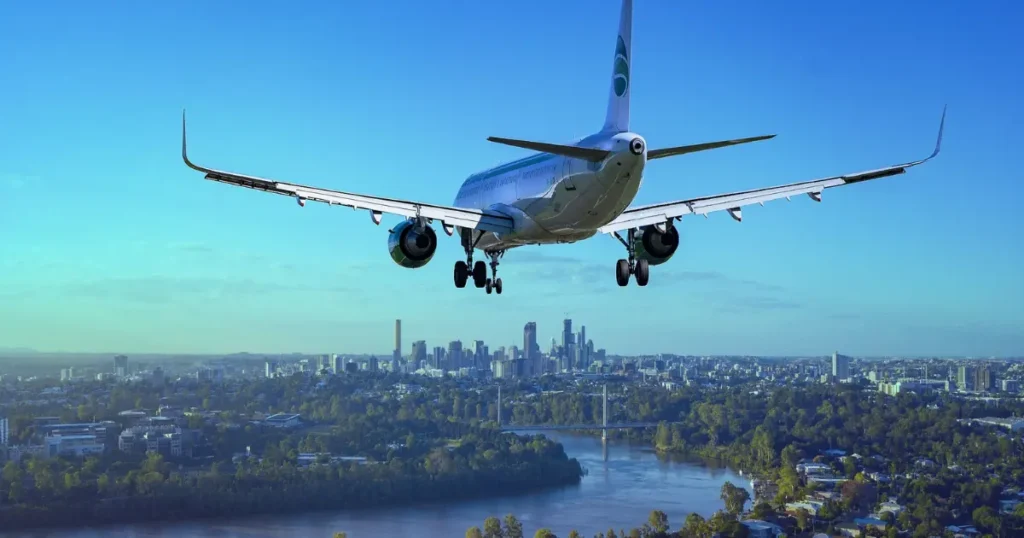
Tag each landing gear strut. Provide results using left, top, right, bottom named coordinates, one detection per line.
left=484, top=250, right=504, bottom=295
left=612, top=228, right=649, bottom=287
left=453, top=229, right=501, bottom=293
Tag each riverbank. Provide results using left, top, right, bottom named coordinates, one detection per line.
left=0, top=457, right=583, bottom=533
left=0, top=433, right=743, bottom=538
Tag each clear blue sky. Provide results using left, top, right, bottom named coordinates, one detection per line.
left=1, top=0, right=1021, bottom=357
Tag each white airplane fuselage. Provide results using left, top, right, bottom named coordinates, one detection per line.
left=454, top=131, right=647, bottom=252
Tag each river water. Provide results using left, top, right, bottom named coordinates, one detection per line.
left=6, top=433, right=747, bottom=538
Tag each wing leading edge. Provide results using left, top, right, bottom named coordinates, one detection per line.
left=180, top=112, right=513, bottom=234
left=599, top=107, right=946, bottom=233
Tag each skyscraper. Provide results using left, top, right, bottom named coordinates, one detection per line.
left=412, top=340, right=427, bottom=368
left=974, top=365, right=993, bottom=392
left=562, top=319, right=574, bottom=368
left=831, top=352, right=849, bottom=380
left=448, top=341, right=463, bottom=369
left=473, top=341, right=489, bottom=370
left=0, top=418, right=7, bottom=446
left=394, top=319, right=402, bottom=362
left=524, top=322, right=538, bottom=374
left=432, top=346, right=446, bottom=369
left=114, top=355, right=129, bottom=377
left=957, top=365, right=974, bottom=391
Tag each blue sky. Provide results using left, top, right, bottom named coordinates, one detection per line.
left=1, top=0, right=1021, bottom=357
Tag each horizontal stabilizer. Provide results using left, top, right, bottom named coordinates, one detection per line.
left=487, top=136, right=611, bottom=162
left=648, top=134, right=776, bottom=160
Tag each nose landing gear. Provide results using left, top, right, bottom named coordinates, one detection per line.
left=612, top=228, right=649, bottom=287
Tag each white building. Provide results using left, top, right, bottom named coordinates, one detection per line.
left=264, top=413, right=301, bottom=428
left=46, top=434, right=104, bottom=457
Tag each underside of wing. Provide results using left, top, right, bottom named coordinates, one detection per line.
left=181, top=112, right=513, bottom=234
left=600, top=107, right=946, bottom=233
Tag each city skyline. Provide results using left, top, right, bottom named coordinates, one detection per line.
left=1, top=1, right=1021, bottom=357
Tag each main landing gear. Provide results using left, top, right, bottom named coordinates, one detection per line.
left=453, top=230, right=503, bottom=294
left=613, top=228, right=649, bottom=287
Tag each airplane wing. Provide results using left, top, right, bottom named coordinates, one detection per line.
left=599, top=107, right=946, bottom=233
left=180, top=112, right=513, bottom=234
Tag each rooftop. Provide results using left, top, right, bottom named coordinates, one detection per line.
left=265, top=413, right=301, bottom=422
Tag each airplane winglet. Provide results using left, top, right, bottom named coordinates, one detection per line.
left=928, top=105, right=946, bottom=161
left=181, top=109, right=202, bottom=172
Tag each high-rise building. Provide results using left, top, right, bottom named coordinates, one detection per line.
left=474, top=341, right=489, bottom=370
left=332, top=355, right=343, bottom=374
left=562, top=319, right=573, bottom=359
left=524, top=322, right=538, bottom=374
left=432, top=346, right=446, bottom=369
left=974, top=365, right=994, bottom=392
left=957, top=365, right=974, bottom=391
left=448, top=341, right=463, bottom=369
left=264, top=360, right=276, bottom=378
left=412, top=341, right=427, bottom=368
left=368, top=356, right=380, bottom=372
left=0, top=417, right=8, bottom=446
left=114, top=355, right=129, bottom=377
left=394, top=319, right=402, bottom=363
left=831, top=352, right=850, bottom=380
left=579, top=326, right=587, bottom=368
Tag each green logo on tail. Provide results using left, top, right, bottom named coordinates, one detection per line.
left=613, top=35, right=629, bottom=97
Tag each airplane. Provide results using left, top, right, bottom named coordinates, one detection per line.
left=181, top=0, right=944, bottom=296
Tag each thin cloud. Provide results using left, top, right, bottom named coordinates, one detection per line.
left=0, top=173, right=41, bottom=190
left=169, top=242, right=216, bottom=254
left=22, top=276, right=358, bottom=304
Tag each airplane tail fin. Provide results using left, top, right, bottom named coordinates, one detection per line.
left=602, top=0, right=632, bottom=133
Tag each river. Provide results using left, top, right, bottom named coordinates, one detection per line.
left=4, top=432, right=748, bottom=538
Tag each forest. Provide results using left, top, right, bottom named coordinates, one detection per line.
left=0, top=373, right=584, bottom=530
left=500, top=380, right=1024, bottom=537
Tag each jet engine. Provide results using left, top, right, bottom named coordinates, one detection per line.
left=388, top=219, right=438, bottom=269
left=633, top=224, right=680, bottom=266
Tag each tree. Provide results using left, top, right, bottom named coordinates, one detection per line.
left=483, top=517, right=503, bottom=538
left=466, top=527, right=483, bottom=538
left=720, top=481, right=750, bottom=515
left=504, top=514, right=524, bottom=538
left=751, top=502, right=775, bottom=519
left=534, top=529, right=556, bottom=538
left=333, top=533, right=347, bottom=538
left=682, top=514, right=711, bottom=538
left=972, top=506, right=1001, bottom=537
left=647, top=510, right=669, bottom=535
left=795, top=508, right=810, bottom=533
left=780, top=444, right=801, bottom=468
left=567, top=531, right=581, bottom=538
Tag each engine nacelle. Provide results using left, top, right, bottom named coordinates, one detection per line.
left=633, top=224, right=680, bottom=266
left=388, top=219, right=438, bottom=269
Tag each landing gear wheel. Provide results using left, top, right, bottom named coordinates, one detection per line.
left=494, top=278, right=503, bottom=295
left=485, top=279, right=493, bottom=294
left=454, top=261, right=468, bottom=288
left=473, top=261, right=487, bottom=288
left=615, top=259, right=630, bottom=287
left=635, top=259, right=650, bottom=287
